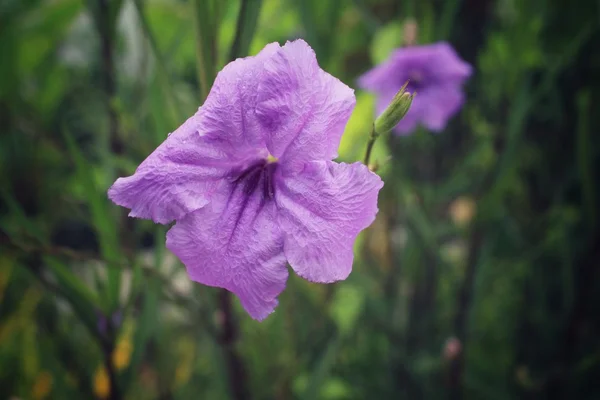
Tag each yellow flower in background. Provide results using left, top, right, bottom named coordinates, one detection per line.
left=449, top=196, right=477, bottom=227
left=93, top=366, right=110, bottom=399
left=112, top=337, right=132, bottom=371
left=0, top=255, right=14, bottom=305
left=174, top=363, right=192, bottom=388
left=31, top=371, right=52, bottom=400
left=174, top=337, right=196, bottom=388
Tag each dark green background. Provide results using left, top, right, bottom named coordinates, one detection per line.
left=1, top=0, right=599, bottom=398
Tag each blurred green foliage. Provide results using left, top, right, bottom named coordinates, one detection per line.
left=1, top=0, right=599, bottom=399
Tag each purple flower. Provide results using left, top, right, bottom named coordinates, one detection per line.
left=358, top=42, right=472, bottom=134
left=108, top=40, right=383, bottom=320
left=97, top=310, right=122, bottom=335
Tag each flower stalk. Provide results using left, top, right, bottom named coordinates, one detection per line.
left=218, top=289, right=251, bottom=400
left=363, top=124, right=378, bottom=167
left=364, top=81, right=415, bottom=166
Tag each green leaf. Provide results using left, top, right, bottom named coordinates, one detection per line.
left=121, top=276, right=160, bottom=392
left=370, top=22, right=403, bottom=65
left=62, top=130, right=122, bottom=312
left=292, top=0, right=343, bottom=67
left=45, top=257, right=102, bottom=311
left=0, top=186, right=45, bottom=242
left=18, top=0, right=82, bottom=74
left=22, top=260, right=102, bottom=345
left=321, top=378, right=352, bottom=399
left=300, top=337, right=341, bottom=400
left=329, top=284, right=365, bottom=336
left=248, top=0, right=298, bottom=56
left=132, top=0, right=182, bottom=126
left=436, top=0, right=463, bottom=40
left=339, top=92, right=391, bottom=174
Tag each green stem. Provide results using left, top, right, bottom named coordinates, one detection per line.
left=363, top=124, right=378, bottom=166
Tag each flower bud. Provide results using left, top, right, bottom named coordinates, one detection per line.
left=403, top=19, right=418, bottom=46
left=374, top=82, right=415, bottom=135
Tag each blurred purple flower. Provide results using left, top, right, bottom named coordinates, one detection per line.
left=358, top=42, right=472, bottom=134
left=97, top=310, right=122, bottom=335
left=108, top=40, right=383, bottom=320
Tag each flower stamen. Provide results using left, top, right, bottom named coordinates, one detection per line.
left=232, top=160, right=277, bottom=200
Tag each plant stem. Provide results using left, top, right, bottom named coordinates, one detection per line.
left=218, top=289, right=251, bottom=400
left=363, top=124, right=378, bottom=166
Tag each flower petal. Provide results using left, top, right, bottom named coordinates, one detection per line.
left=108, top=117, right=235, bottom=224
left=108, top=43, right=281, bottom=224
left=275, top=161, right=383, bottom=283
left=357, top=58, right=400, bottom=93
left=166, top=186, right=288, bottom=320
left=256, top=40, right=355, bottom=168
left=387, top=42, right=471, bottom=83
left=419, top=85, right=465, bottom=131
left=358, top=42, right=471, bottom=92
left=394, top=84, right=465, bottom=133
left=426, top=42, right=472, bottom=82
left=200, top=42, right=281, bottom=153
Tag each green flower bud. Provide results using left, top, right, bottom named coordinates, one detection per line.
left=373, top=81, right=415, bottom=135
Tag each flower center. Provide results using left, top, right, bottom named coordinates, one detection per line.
left=407, top=70, right=424, bottom=91
left=232, top=159, right=277, bottom=200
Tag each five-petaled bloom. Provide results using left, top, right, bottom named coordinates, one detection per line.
left=108, top=40, right=383, bottom=320
left=358, top=42, right=472, bottom=134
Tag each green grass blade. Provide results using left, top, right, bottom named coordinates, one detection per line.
left=132, top=0, right=182, bottom=125
left=576, top=89, right=595, bottom=231
left=62, top=130, right=122, bottom=312
left=229, top=0, right=263, bottom=60
left=120, top=276, right=160, bottom=392
left=192, top=0, right=217, bottom=102
left=301, top=337, right=342, bottom=400
left=45, top=257, right=102, bottom=310
left=436, top=0, right=462, bottom=40
left=22, top=259, right=103, bottom=346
